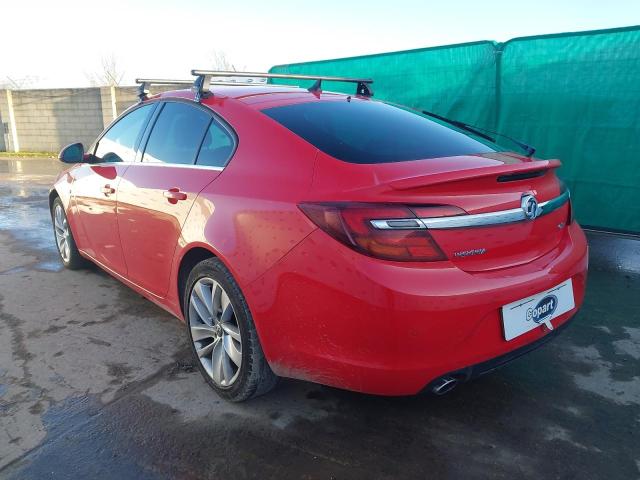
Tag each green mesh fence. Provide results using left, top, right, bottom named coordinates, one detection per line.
left=270, top=41, right=499, bottom=134
left=270, top=26, right=640, bottom=233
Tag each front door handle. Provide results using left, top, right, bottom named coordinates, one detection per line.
left=163, top=188, right=187, bottom=203
left=101, top=184, right=115, bottom=195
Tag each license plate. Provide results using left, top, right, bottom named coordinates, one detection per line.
left=501, top=279, right=575, bottom=341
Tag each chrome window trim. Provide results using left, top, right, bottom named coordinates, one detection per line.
left=79, top=161, right=224, bottom=172
left=370, top=189, right=570, bottom=230
left=132, top=162, right=225, bottom=172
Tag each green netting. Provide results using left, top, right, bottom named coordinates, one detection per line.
left=270, top=26, right=640, bottom=233
left=497, top=28, right=640, bottom=233
left=270, top=41, right=499, bottom=132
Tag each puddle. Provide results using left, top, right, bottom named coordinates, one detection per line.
left=0, top=181, right=63, bottom=272
left=6, top=395, right=161, bottom=480
left=587, top=230, right=640, bottom=274
left=0, top=158, right=63, bottom=178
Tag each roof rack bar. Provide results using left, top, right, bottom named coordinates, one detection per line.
left=190, top=70, right=374, bottom=101
left=135, top=78, right=194, bottom=85
left=135, top=78, right=194, bottom=102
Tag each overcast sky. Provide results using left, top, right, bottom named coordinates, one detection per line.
left=3, top=0, right=639, bottom=88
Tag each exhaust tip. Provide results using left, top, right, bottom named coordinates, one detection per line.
left=430, top=376, right=459, bottom=396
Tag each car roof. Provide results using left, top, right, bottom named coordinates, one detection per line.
left=154, top=85, right=359, bottom=110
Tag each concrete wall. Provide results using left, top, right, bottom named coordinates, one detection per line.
left=0, top=84, right=186, bottom=152
left=14, top=88, right=104, bottom=152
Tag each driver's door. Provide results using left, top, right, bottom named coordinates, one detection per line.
left=72, top=103, right=156, bottom=276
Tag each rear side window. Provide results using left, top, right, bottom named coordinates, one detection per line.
left=143, top=102, right=210, bottom=165
left=95, top=104, right=154, bottom=163
left=262, top=100, right=498, bottom=164
left=196, top=120, right=235, bottom=168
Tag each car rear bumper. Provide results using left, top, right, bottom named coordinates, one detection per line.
left=246, top=222, right=588, bottom=396
left=421, top=313, right=576, bottom=394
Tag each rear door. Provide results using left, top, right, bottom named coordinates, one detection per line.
left=116, top=100, right=235, bottom=297
left=72, top=103, right=156, bottom=275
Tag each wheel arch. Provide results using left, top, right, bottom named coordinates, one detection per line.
left=177, top=245, right=221, bottom=316
left=48, top=188, right=60, bottom=211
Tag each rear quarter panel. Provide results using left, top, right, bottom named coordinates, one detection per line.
left=167, top=96, right=319, bottom=319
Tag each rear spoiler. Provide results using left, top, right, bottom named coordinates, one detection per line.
left=389, top=160, right=561, bottom=190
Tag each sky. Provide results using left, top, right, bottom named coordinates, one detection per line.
left=3, top=0, right=640, bottom=88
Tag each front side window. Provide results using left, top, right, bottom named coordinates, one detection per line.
left=196, top=120, right=235, bottom=168
left=143, top=102, right=211, bottom=165
left=94, top=104, right=154, bottom=163
left=262, top=99, right=499, bottom=164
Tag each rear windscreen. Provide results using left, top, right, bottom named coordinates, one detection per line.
left=262, top=100, right=499, bottom=164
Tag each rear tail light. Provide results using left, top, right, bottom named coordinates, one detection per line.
left=560, top=180, right=574, bottom=225
left=298, top=203, right=459, bottom=262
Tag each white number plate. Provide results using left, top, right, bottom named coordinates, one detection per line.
left=501, top=278, right=575, bottom=341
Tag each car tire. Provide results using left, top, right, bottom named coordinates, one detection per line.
left=51, top=197, right=87, bottom=270
left=184, top=257, right=278, bottom=402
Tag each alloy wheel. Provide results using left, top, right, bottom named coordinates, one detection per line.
left=189, top=277, right=243, bottom=387
left=53, top=204, right=71, bottom=263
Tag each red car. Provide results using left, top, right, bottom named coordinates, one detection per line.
left=50, top=71, right=588, bottom=401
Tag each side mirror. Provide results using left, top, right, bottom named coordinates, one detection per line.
left=58, top=143, right=84, bottom=163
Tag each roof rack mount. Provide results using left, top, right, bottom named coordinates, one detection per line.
left=135, top=78, right=194, bottom=101
left=190, top=70, right=374, bottom=101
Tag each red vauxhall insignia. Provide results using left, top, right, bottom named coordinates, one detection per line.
left=50, top=71, right=588, bottom=401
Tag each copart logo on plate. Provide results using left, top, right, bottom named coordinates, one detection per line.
left=527, top=294, right=558, bottom=324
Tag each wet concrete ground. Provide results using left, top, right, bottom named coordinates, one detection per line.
left=0, top=157, right=638, bottom=479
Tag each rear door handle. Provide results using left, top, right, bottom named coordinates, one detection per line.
left=101, top=184, right=115, bottom=195
left=163, top=188, right=187, bottom=203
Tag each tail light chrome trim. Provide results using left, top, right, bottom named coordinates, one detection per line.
left=370, top=219, right=427, bottom=230
left=371, top=189, right=570, bottom=231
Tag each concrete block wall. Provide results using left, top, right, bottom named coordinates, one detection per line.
left=10, top=88, right=104, bottom=152
left=115, top=86, right=141, bottom=117
left=114, top=85, right=180, bottom=117
left=0, top=84, right=188, bottom=152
